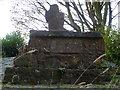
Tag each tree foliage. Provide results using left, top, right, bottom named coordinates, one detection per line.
left=2, top=31, right=25, bottom=57
left=103, top=27, right=120, bottom=65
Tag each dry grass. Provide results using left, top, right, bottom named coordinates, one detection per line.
left=72, top=54, right=106, bottom=86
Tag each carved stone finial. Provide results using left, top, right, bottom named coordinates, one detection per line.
left=45, top=4, right=64, bottom=31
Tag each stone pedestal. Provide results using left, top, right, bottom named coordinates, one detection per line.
left=3, top=31, right=109, bottom=85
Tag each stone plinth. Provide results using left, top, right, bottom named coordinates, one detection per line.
left=26, top=30, right=104, bottom=68
left=3, top=31, right=107, bottom=85
left=29, top=31, right=104, bottom=53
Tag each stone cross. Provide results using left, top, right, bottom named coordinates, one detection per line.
left=45, top=4, right=64, bottom=31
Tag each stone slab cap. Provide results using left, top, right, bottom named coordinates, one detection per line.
left=30, top=30, right=102, bottom=38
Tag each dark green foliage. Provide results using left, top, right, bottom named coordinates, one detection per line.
left=103, top=27, right=120, bottom=65
left=2, top=31, right=25, bottom=57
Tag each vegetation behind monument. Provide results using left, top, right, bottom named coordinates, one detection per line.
left=1, top=31, right=25, bottom=57
left=103, top=27, right=120, bottom=65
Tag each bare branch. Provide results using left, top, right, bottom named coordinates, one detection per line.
left=103, top=2, right=109, bottom=26
left=65, top=2, right=81, bottom=31
left=86, top=2, right=97, bottom=30
left=64, top=20, right=78, bottom=30
left=108, top=2, right=112, bottom=27
left=37, top=1, right=47, bottom=11
left=112, top=12, right=120, bottom=19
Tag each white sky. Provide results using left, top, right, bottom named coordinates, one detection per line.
left=0, top=0, right=119, bottom=38
left=0, top=0, right=15, bottom=38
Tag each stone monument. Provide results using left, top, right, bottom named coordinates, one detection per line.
left=3, top=4, right=111, bottom=85
left=45, top=4, right=64, bottom=31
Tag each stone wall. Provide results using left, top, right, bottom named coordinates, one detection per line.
left=3, top=30, right=108, bottom=85
left=26, top=30, right=104, bottom=68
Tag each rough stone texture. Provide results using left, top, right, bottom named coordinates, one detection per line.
left=14, top=52, right=84, bottom=68
left=30, top=30, right=102, bottom=38
left=3, top=67, right=112, bottom=85
left=45, top=4, right=64, bottom=31
left=3, top=30, right=106, bottom=84
left=13, top=31, right=104, bottom=68
left=25, top=30, right=104, bottom=68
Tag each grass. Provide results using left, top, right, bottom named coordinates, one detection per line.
left=72, top=54, right=120, bottom=88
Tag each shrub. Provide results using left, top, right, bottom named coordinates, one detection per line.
left=2, top=30, right=25, bottom=57
left=103, top=27, right=120, bottom=65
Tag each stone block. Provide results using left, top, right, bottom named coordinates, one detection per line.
left=3, top=67, right=111, bottom=85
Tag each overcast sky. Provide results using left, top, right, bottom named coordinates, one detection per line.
left=0, top=0, right=119, bottom=38
left=0, top=0, right=15, bottom=38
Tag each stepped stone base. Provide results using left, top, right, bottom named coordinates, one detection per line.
left=3, top=31, right=106, bottom=85
left=14, top=31, right=105, bottom=69
left=3, top=67, right=111, bottom=85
